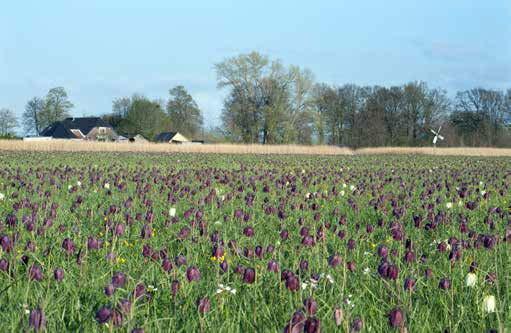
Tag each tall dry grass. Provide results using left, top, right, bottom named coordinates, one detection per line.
left=1, top=140, right=511, bottom=156
left=0, top=140, right=353, bottom=155
left=356, top=146, right=511, bottom=156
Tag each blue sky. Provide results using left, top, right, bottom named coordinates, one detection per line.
left=1, top=0, right=510, bottom=130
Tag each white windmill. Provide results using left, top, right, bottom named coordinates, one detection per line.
left=430, top=126, right=444, bottom=147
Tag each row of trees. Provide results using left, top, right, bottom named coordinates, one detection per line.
left=2, top=51, right=510, bottom=146
left=103, top=85, right=203, bottom=140
left=216, top=52, right=511, bottom=147
left=1, top=87, right=74, bottom=137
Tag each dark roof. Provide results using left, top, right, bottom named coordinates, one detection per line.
left=61, top=117, right=112, bottom=135
left=155, top=132, right=177, bottom=142
left=40, top=122, right=77, bottom=139
left=40, top=117, right=112, bottom=138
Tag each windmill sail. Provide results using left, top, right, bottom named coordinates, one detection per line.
left=430, top=126, right=444, bottom=146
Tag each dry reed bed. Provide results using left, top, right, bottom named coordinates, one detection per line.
left=355, top=147, right=511, bottom=156
left=1, top=140, right=511, bottom=156
left=0, top=140, right=352, bottom=155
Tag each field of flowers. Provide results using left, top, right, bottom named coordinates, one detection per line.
left=0, top=152, right=509, bottom=332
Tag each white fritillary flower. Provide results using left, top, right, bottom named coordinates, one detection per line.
left=465, top=273, right=477, bottom=287
left=169, top=207, right=176, bottom=217
left=0, top=192, right=5, bottom=201
left=104, top=183, right=110, bottom=190
left=446, top=202, right=453, bottom=209
left=482, top=295, right=496, bottom=313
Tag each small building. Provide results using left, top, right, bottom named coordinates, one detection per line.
left=154, top=132, right=190, bottom=144
left=129, top=134, right=148, bottom=143
left=39, top=117, right=117, bottom=141
left=116, top=134, right=148, bottom=143
left=116, top=135, right=129, bottom=142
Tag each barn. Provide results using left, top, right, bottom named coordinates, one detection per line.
left=154, top=132, right=190, bottom=144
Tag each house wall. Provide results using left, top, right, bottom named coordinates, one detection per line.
left=86, top=127, right=117, bottom=141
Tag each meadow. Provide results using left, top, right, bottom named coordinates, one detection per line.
left=0, top=152, right=509, bottom=332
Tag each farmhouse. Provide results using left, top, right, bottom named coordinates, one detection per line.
left=39, top=117, right=117, bottom=141
left=154, top=132, right=190, bottom=144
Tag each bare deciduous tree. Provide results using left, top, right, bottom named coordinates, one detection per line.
left=0, top=108, right=18, bottom=136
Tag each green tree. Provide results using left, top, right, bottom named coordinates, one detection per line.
left=216, top=51, right=314, bottom=144
left=39, top=87, right=74, bottom=130
left=112, top=97, right=132, bottom=118
left=120, top=95, right=168, bottom=140
left=166, top=86, right=203, bottom=138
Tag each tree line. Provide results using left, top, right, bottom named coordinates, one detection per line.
left=1, top=87, right=74, bottom=138
left=215, top=52, right=511, bottom=147
left=2, top=51, right=510, bottom=146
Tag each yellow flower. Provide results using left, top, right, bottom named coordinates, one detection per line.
left=116, top=257, right=126, bottom=264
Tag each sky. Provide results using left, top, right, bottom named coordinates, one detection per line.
left=1, top=0, right=510, bottom=131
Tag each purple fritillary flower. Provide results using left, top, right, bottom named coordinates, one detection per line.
left=186, top=266, right=201, bottom=282
left=28, top=308, right=46, bottom=332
